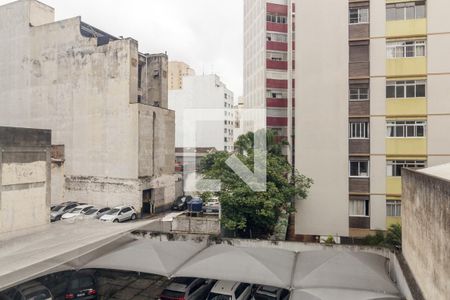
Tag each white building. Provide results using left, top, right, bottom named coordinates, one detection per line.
left=169, top=74, right=235, bottom=153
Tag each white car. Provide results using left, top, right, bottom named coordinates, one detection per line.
left=207, top=281, right=253, bottom=300
left=99, top=205, right=137, bottom=223
left=61, top=205, right=94, bottom=220
left=80, top=207, right=111, bottom=220
left=0, top=281, right=53, bottom=300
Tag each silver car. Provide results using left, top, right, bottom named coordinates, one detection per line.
left=99, top=206, right=137, bottom=223
left=160, top=277, right=215, bottom=300
left=50, top=202, right=78, bottom=222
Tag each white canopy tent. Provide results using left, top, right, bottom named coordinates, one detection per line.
left=291, top=288, right=401, bottom=300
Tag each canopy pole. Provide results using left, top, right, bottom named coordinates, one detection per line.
left=289, top=251, right=299, bottom=290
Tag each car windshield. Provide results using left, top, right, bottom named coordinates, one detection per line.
left=24, top=289, right=52, bottom=300
left=52, top=205, right=64, bottom=211
left=84, top=208, right=98, bottom=215
left=207, top=293, right=232, bottom=300
left=69, top=276, right=94, bottom=291
left=71, top=208, right=82, bottom=213
left=107, top=208, right=120, bottom=215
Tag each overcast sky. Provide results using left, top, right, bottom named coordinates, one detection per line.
left=0, top=0, right=244, bottom=98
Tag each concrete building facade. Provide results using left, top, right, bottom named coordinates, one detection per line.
left=168, top=61, right=196, bottom=90
left=0, top=0, right=176, bottom=213
left=0, top=127, right=51, bottom=234
left=402, top=165, right=450, bottom=300
left=294, top=0, right=450, bottom=239
left=169, top=74, right=235, bottom=152
left=243, top=0, right=295, bottom=160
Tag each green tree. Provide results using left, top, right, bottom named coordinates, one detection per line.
left=385, top=223, right=402, bottom=249
left=199, top=129, right=312, bottom=238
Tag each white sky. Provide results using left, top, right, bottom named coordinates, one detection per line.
left=0, top=0, right=244, bottom=98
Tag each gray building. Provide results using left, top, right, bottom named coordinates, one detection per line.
left=0, top=0, right=176, bottom=213
left=0, top=127, right=51, bottom=234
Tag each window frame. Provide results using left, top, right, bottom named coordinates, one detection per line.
left=349, top=7, right=369, bottom=24
left=386, top=80, right=426, bottom=99
left=386, top=200, right=401, bottom=217
left=349, top=121, right=370, bottom=139
left=349, top=160, right=370, bottom=178
left=349, top=87, right=369, bottom=101
left=386, top=40, right=427, bottom=59
left=386, top=120, right=427, bottom=138
left=386, top=160, right=426, bottom=176
left=386, top=1, right=426, bottom=21
left=349, top=199, right=370, bottom=217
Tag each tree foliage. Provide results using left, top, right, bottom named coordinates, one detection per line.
left=199, top=129, right=312, bottom=238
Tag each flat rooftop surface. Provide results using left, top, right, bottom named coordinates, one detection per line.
left=418, top=163, right=450, bottom=181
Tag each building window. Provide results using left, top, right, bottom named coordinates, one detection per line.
left=266, top=13, right=287, bottom=24
left=387, top=40, right=426, bottom=58
left=386, top=80, right=426, bottom=98
left=266, top=89, right=288, bottom=99
left=350, top=160, right=369, bottom=177
left=386, top=121, right=426, bottom=137
left=266, top=32, right=288, bottom=43
left=349, top=7, right=369, bottom=24
left=387, top=160, right=426, bottom=176
left=386, top=200, right=401, bottom=217
left=349, top=122, right=369, bottom=139
left=349, top=199, right=369, bottom=216
left=386, top=1, right=426, bottom=21
left=267, top=51, right=288, bottom=61
left=349, top=87, right=369, bottom=101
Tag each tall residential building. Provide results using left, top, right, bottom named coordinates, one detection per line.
left=168, top=61, right=196, bottom=90
left=243, top=0, right=295, bottom=161
left=294, top=0, right=450, bottom=239
left=169, top=74, right=235, bottom=154
left=0, top=0, right=177, bottom=214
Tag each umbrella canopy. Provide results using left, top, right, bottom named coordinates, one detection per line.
left=292, top=250, right=399, bottom=295
left=291, top=288, right=401, bottom=300
left=83, top=239, right=207, bottom=277
left=173, top=244, right=296, bottom=289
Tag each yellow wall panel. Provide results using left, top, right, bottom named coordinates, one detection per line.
left=387, top=176, right=402, bottom=195
left=386, top=98, right=427, bottom=117
left=386, top=57, right=427, bottom=77
left=387, top=19, right=427, bottom=38
left=386, top=216, right=402, bottom=227
left=386, top=138, right=427, bottom=156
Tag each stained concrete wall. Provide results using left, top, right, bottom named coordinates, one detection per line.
left=0, top=127, right=51, bottom=234
left=0, top=0, right=175, bottom=211
left=402, top=169, right=450, bottom=300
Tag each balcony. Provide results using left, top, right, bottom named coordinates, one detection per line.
left=267, top=3, right=288, bottom=15
left=267, top=117, right=287, bottom=127
left=386, top=57, right=427, bottom=77
left=386, top=98, right=427, bottom=117
left=386, top=138, right=427, bottom=156
left=386, top=19, right=427, bottom=38
left=386, top=216, right=401, bottom=227
left=267, top=79, right=288, bottom=89
left=267, top=98, right=288, bottom=108
left=267, top=59, right=288, bottom=70
left=267, top=41, right=288, bottom=52
left=386, top=177, right=402, bottom=196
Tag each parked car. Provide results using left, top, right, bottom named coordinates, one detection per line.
left=207, top=281, right=253, bottom=300
left=50, top=202, right=79, bottom=222
left=61, top=205, right=94, bottom=220
left=63, top=273, right=97, bottom=300
left=94, top=207, right=111, bottom=219
left=99, top=206, right=137, bottom=223
left=251, top=286, right=290, bottom=300
left=171, top=196, right=192, bottom=211
left=80, top=207, right=111, bottom=220
left=202, top=201, right=220, bottom=213
left=0, top=281, right=53, bottom=300
left=159, top=277, right=215, bottom=300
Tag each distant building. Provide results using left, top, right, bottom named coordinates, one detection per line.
left=169, top=74, right=235, bottom=153
left=175, top=147, right=216, bottom=173
left=0, top=127, right=51, bottom=234
left=168, top=61, right=196, bottom=90
left=0, top=0, right=176, bottom=214
left=402, top=165, right=450, bottom=300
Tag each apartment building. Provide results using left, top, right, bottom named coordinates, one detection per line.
left=243, top=0, right=295, bottom=161
left=0, top=0, right=176, bottom=214
left=169, top=74, right=235, bottom=153
left=295, top=0, right=450, bottom=239
left=168, top=61, right=196, bottom=90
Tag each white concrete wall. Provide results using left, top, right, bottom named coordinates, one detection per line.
left=294, top=0, right=349, bottom=236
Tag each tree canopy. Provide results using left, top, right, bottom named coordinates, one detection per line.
left=199, top=129, right=312, bottom=238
